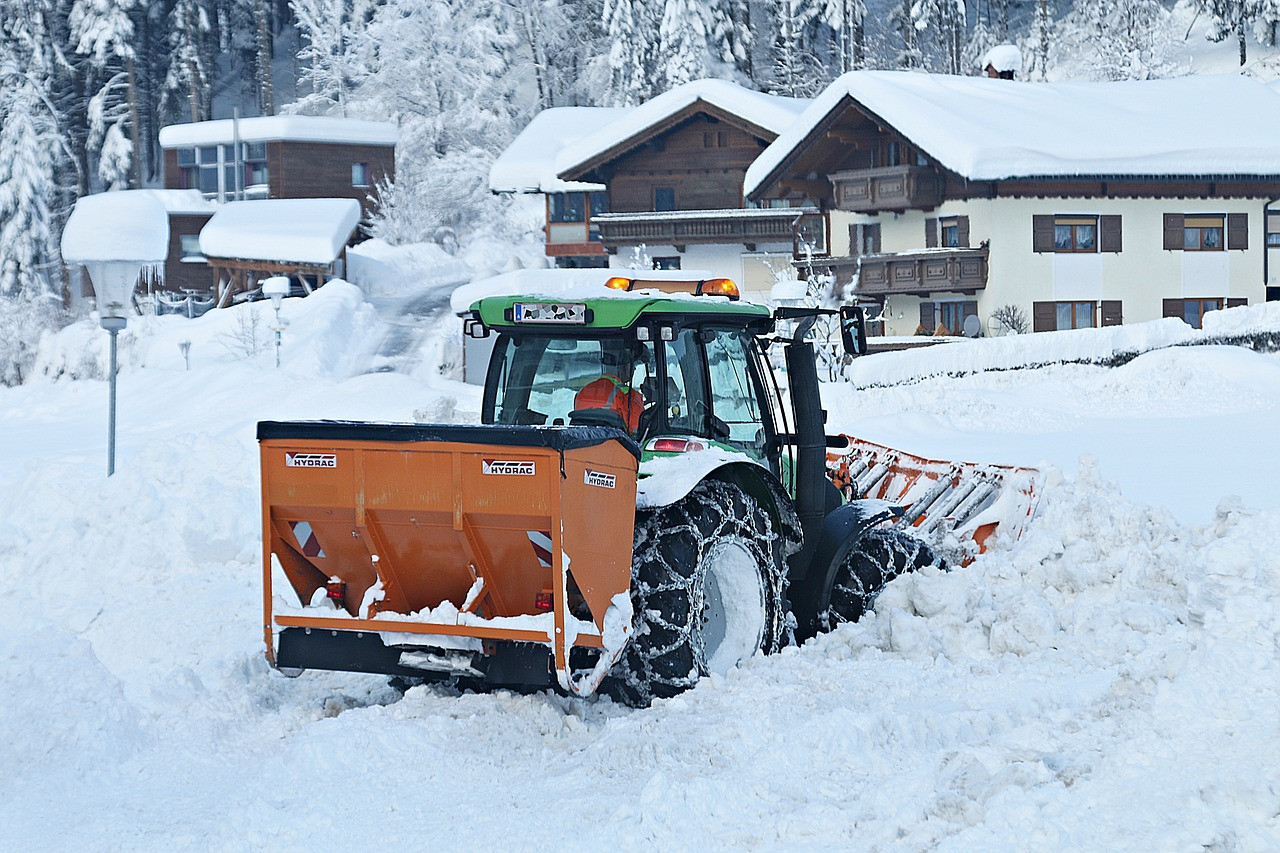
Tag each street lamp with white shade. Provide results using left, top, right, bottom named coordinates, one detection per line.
left=60, top=191, right=169, bottom=476
left=261, top=276, right=290, bottom=368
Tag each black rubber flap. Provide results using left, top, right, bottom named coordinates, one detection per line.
left=256, top=420, right=641, bottom=459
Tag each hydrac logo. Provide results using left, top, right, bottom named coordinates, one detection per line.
left=482, top=459, right=536, bottom=476
left=286, top=453, right=337, bottom=468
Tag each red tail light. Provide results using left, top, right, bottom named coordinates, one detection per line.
left=646, top=437, right=708, bottom=453
left=534, top=590, right=554, bottom=611
left=326, top=581, right=346, bottom=601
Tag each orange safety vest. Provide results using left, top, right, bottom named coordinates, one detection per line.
left=575, top=375, right=643, bottom=432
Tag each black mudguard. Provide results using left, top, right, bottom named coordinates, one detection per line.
left=788, top=499, right=902, bottom=641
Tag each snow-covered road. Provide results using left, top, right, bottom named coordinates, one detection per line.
left=3, top=287, right=1279, bottom=849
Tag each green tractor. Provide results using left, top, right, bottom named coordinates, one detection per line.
left=259, top=277, right=937, bottom=705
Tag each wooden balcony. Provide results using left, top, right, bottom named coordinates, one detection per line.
left=829, top=165, right=945, bottom=213
left=808, top=247, right=988, bottom=297
left=592, top=207, right=822, bottom=251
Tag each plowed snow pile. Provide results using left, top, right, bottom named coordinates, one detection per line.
left=2, top=287, right=1278, bottom=849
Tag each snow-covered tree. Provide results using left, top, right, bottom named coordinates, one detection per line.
left=70, top=0, right=142, bottom=188
left=801, top=0, right=869, bottom=72
left=659, top=0, right=712, bottom=87
left=912, top=0, right=967, bottom=74
left=602, top=0, right=660, bottom=105
left=1021, top=0, right=1054, bottom=80
left=768, top=0, right=828, bottom=95
left=1200, top=0, right=1263, bottom=65
left=292, top=0, right=376, bottom=115
left=888, top=0, right=925, bottom=68
left=707, top=0, right=753, bottom=76
left=163, top=0, right=214, bottom=123
left=1059, top=0, right=1177, bottom=80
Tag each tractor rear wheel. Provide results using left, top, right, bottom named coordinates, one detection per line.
left=825, top=529, right=938, bottom=628
left=608, top=480, right=786, bottom=707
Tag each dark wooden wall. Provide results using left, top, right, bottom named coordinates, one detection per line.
left=607, top=116, right=766, bottom=213
left=270, top=141, right=395, bottom=219
left=162, top=213, right=215, bottom=292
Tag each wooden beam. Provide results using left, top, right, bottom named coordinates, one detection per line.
left=824, top=128, right=864, bottom=144
left=778, top=178, right=831, bottom=197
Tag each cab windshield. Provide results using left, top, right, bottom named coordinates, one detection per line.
left=483, top=326, right=777, bottom=467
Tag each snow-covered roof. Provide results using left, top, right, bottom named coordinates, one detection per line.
left=556, top=80, right=809, bottom=179
left=61, top=191, right=169, bottom=263
left=199, top=199, right=361, bottom=265
left=983, top=45, right=1022, bottom=73
left=490, top=107, right=628, bottom=194
left=746, top=71, right=1280, bottom=194
left=159, top=115, right=398, bottom=148
left=128, top=189, right=217, bottom=216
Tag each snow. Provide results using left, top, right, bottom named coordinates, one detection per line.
left=746, top=71, right=1280, bottom=194
left=158, top=114, right=398, bottom=148
left=489, top=106, right=628, bottom=193
left=449, top=267, right=717, bottom=314
left=60, top=191, right=169, bottom=263
left=6, top=260, right=1280, bottom=848
left=198, top=198, right=361, bottom=264
left=983, top=44, right=1022, bottom=73
left=556, top=79, right=809, bottom=180
left=127, top=189, right=217, bottom=215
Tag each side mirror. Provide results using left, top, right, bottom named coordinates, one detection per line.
left=839, top=305, right=868, bottom=356
left=463, top=316, right=490, bottom=339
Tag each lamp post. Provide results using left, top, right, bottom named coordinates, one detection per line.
left=262, top=276, right=290, bottom=368
left=60, top=192, right=168, bottom=477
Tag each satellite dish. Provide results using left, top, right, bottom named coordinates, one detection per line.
left=963, top=314, right=982, bottom=338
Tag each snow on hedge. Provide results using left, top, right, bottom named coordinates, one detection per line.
left=489, top=107, right=627, bottom=194
left=747, top=71, right=1280, bottom=194
left=847, top=302, right=1280, bottom=387
left=199, top=198, right=360, bottom=264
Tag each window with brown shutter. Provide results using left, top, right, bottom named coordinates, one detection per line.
left=918, top=301, right=936, bottom=334
left=1227, top=297, right=1247, bottom=308
left=956, top=216, right=970, bottom=248
left=924, top=218, right=938, bottom=248
left=1032, top=215, right=1055, bottom=252
left=1032, top=302, right=1054, bottom=332
left=1163, top=214, right=1185, bottom=250
left=1163, top=298, right=1182, bottom=318
left=1101, top=300, right=1123, bottom=326
left=850, top=223, right=881, bottom=256
left=1100, top=215, right=1122, bottom=253
left=1227, top=213, right=1248, bottom=249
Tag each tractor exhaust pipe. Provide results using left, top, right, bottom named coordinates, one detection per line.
left=785, top=319, right=828, bottom=576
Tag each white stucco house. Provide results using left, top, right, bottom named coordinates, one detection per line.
left=745, top=71, right=1280, bottom=335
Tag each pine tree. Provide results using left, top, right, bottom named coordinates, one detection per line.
left=912, top=0, right=967, bottom=74
left=164, top=0, right=214, bottom=123
left=707, top=0, right=752, bottom=77
left=69, top=0, right=142, bottom=188
left=659, top=0, right=712, bottom=87
left=799, top=0, right=868, bottom=73
left=602, top=0, right=660, bottom=105
left=1022, top=0, right=1053, bottom=80
left=1200, top=0, right=1262, bottom=65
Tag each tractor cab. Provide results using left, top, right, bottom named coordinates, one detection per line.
left=474, top=294, right=786, bottom=473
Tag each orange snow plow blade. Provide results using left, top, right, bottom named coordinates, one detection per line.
left=827, top=436, right=1044, bottom=564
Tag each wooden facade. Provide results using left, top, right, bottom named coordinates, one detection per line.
left=560, top=102, right=776, bottom=216
left=161, top=212, right=215, bottom=292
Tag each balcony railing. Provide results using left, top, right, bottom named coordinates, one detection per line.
left=808, top=247, right=988, bottom=297
left=592, top=207, right=822, bottom=250
left=829, top=165, right=945, bottom=213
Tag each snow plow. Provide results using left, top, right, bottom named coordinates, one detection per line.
left=828, top=437, right=1044, bottom=566
left=260, top=276, right=1042, bottom=704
